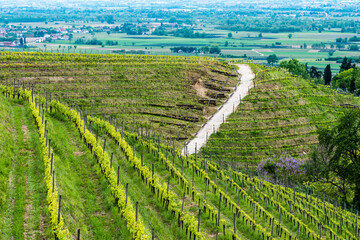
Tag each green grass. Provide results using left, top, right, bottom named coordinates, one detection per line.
left=45, top=111, right=132, bottom=239
left=0, top=96, right=51, bottom=240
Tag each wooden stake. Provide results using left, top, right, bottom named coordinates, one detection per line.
left=218, top=193, right=221, bottom=226
left=136, top=201, right=139, bottom=223
left=126, top=183, right=129, bottom=206
left=58, top=195, right=62, bottom=224
left=117, top=166, right=120, bottom=185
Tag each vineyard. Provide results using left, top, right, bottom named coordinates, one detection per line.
left=202, top=64, right=360, bottom=167
left=0, top=51, right=238, bottom=141
left=0, top=52, right=360, bottom=240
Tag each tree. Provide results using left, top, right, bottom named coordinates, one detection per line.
left=349, top=44, right=359, bottom=51
left=350, top=75, right=356, bottom=93
left=228, top=32, right=233, bottom=38
left=288, top=34, right=293, bottom=39
left=224, top=41, right=229, bottom=47
left=105, top=15, right=115, bottom=24
left=266, top=54, right=279, bottom=65
left=340, top=57, right=355, bottom=72
left=279, top=59, right=309, bottom=79
left=323, top=64, right=332, bottom=85
left=209, top=44, right=221, bottom=54
left=258, top=33, right=263, bottom=38
left=169, top=16, right=177, bottom=23
left=306, top=110, right=360, bottom=208
left=310, top=66, right=322, bottom=79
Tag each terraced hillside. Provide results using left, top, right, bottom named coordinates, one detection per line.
left=1, top=83, right=359, bottom=240
left=0, top=51, right=237, bottom=141
left=202, top=64, right=360, bottom=167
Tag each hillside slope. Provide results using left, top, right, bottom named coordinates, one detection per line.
left=201, top=64, right=360, bottom=167
left=0, top=52, right=237, bottom=141
left=1, top=75, right=359, bottom=239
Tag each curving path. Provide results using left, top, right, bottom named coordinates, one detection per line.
left=183, top=64, right=255, bottom=155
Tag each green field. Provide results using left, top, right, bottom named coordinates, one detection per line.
left=20, top=24, right=360, bottom=73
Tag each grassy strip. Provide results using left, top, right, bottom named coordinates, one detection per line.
left=44, top=111, right=132, bottom=239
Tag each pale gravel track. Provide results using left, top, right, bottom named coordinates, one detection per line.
left=183, top=64, right=255, bottom=155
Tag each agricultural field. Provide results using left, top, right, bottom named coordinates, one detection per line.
left=201, top=64, right=360, bottom=167
left=0, top=52, right=238, bottom=141
left=23, top=26, right=360, bottom=72
left=0, top=83, right=359, bottom=239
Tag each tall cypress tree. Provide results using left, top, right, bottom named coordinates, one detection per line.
left=340, top=57, right=348, bottom=72
left=350, top=75, right=356, bottom=93
left=323, top=64, right=332, bottom=85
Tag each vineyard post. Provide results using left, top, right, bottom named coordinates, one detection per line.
left=152, top=163, right=154, bottom=178
left=265, top=197, right=268, bottom=210
left=125, top=183, right=129, bottom=205
left=181, top=157, right=184, bottom=175
left=226, top=180, right=228, bottom=194
left=218, top=193, right=221, bottom=226
left=167, top=177, right=170, bottom=194
left=52, top=170, right=55, bottom=193
left=136, top=201, right=139, bottom=223
left=42, top=109, right=44, bottom=124
left=234, top=213, right=236, bottom=234
left=279, top=209, right=282, bottom=234
left=110, top=153, right=113, bottom=168
left=48, top=139, right=51, bottom=158
left=271, top=218, right=274, bottom=236
left=195, top=143, right=197, bottom=163
left=44, top=120, right=47, bottom=138
left=117, top=166, right=120, bottom=185
left=141, top=153, right=143, bottom=166
left=58, top=194, right=62, bottom=224
left=198, top=209, right=201, bottom=231
left=46, top=92, right=48, bottom=110
left=77, top=229, right=80, bottom=240
left=252, top=203, right=255, bottom=220
left=152, top=228, right=155, bottom=240
left=50, top=153, right=54, bottom=176
left=237, top=190, right=240, bottom=206
left=192, top=168, right=194, bottom=186
left=204, top=179, right=207, bottom=200
left=181, top=192, right=185, bottom=212
left=103, top=139, right=106, bottom=152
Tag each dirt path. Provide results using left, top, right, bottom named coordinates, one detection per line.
left=183, top=64, right=255, bottom=155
